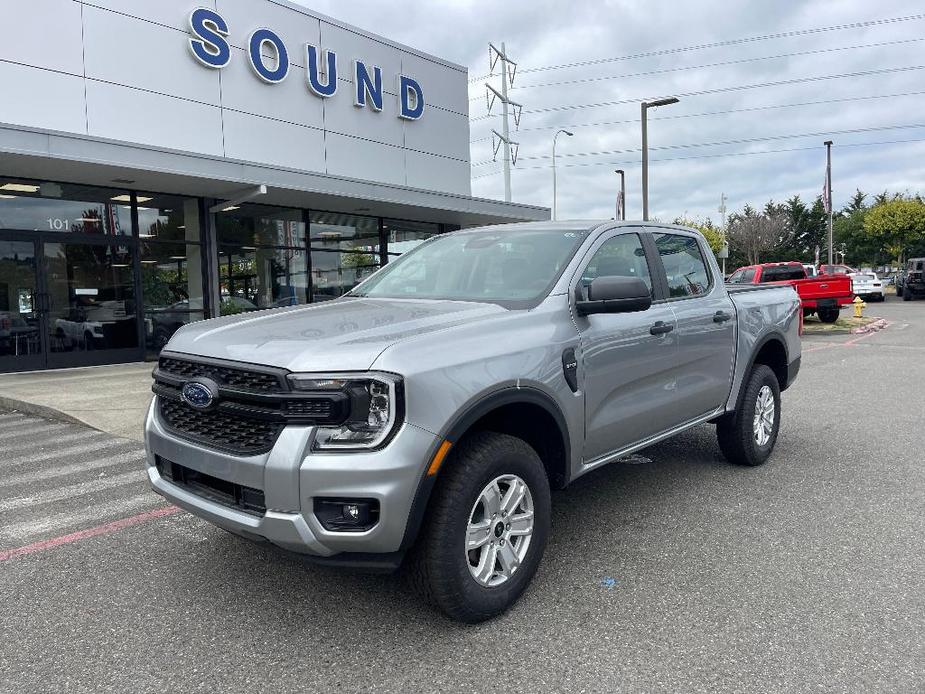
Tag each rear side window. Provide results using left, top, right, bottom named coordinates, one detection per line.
left=761, top=266, right=806, bottom=282
left=580, top=233, right=652, bottom=293
left=655, top=233, right=711, bottom=298
left=741, top=268, right=756, bottom=283
left=727, top=270, right=744, bottom=283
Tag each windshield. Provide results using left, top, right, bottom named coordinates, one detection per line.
left=349, top=227, right=590, bottom=307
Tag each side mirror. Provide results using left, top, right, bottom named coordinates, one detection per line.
left=575, top=276, right=652, bottom=316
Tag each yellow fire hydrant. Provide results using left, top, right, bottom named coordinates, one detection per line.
left=853, top=295, right=866, bottom=318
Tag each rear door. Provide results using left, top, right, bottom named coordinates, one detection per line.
left=652, top=231, right=736, bottom=422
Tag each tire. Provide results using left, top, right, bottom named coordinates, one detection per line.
left=407, top=431, right=551, bottom=623
left=817, top=308, right=839, bottom=323
left=903, top=289, right=912, bottom=301
left=896, top=286, right=903, bottom=298
left=716, top=364, right=781, bottom=467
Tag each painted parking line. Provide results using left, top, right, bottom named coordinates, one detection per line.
left=0, top=470, right=144, bottom=513
left=1, top=492, right=163, bottom=543
left=0, top=506, right=180, bottom=562
left=0, top=422, right=72, bottom=441
left=1, top=438, right=141, bottom=468
left=2, top=428, right=110, bottom=455
left=0, top=450, right=145, bottom=489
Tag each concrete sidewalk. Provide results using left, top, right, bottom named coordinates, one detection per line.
left=0, top=362, right=153, bottom=441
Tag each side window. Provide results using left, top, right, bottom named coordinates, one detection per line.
left=580, top=233, right=652, bottom=295
left=727, top=270, right=743, bottom=284
left=654, top=233, right=711, bottom=298
left=742, top=269, right=756, bottom=283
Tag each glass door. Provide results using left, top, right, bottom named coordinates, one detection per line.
left=0, top=236, right=44, bottom=372
left=43, top=239, right=142, bottom=369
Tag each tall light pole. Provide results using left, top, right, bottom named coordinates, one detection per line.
left=552, top=129, right=573, bottom=220
left=614, top=169, right=626, bottom=221
left=824, top=140, right=834, bottom=265
left=641, top=97, right=679, bottom=221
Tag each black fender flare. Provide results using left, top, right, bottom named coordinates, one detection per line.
left=397, top=386, right=571, bottom=552
left=732, top=332, right=790, bottom=411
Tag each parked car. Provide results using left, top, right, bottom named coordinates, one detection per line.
left=803, top=264, right=817, bottom=278
left=897, top=258, right=925, bottom=300
left=849, top=271, right=885, bottom=302
left=145, top=221, right=802, bottom=622
left=727, top=261, right=854, bottom=323
left=818, top=264, right=856, bottom=276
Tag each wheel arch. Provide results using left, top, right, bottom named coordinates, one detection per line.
left=398, top=387, right=571, bottom=552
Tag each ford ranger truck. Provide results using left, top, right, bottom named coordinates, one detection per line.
left=145, top=222, right=802, bottom=622
left=727, top=261, right=853, bottom=323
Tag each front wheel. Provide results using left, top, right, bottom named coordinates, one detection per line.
left=817, top=308, right=839, bottom=323
left=716, top=364, right=781, bottom=466
left=408, top=432, right=551, bottom=623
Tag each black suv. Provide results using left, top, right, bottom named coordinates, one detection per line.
left=897, top=258, right=925, bottom=301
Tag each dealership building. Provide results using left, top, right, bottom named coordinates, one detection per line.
left=0, top=0, right=546, bottom=373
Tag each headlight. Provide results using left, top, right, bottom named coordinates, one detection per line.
left=287, top=372, right=402, bottom=451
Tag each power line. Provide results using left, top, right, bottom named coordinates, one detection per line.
left=472, top=123, right=925, bottom=167
left=470, top=64, right=925, bottom=121
left=469, top=90, right=925, bottom=143
left=467, top=12, right=925, bottom=83
left=471, top=136, right=925, bottom=180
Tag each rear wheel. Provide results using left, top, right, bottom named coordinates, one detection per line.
left=717, top=365, right=781, bottom=467
left=903, top=289, right=912, bottom=301
left=817, top=308, right=839, bottom=323
left=408, top=432, right=550, bottom=623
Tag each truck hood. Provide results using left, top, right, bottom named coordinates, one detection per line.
left=165, top=298, right=507, bottom=372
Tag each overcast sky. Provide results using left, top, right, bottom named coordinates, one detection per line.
left=303, top=0, right=924, bottom=223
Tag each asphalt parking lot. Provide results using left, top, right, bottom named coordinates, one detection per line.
left=2, top=299, right=923, bottom=693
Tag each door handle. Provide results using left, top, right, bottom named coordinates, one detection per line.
left=713, top=311, right=732, bottom=323
left=649, top=321, right=674, bottom=335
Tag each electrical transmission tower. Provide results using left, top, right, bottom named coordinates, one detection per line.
left=485, top=43, right=522, bottom=202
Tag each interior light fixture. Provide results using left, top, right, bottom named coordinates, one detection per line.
left=241, top=246, right=257, bottom=250
left=0, top=183, right=40, bottom=193
left=111, top=194, right=153, bottom=203
left=177, top=225, right=186, bottom=230
left=138, top=233, right=155, bottom=238
left=76, top=218, right=101, bottom=223
left=111, top=263, right=130, bottom=268
left=141, top=260, right=158, bottom=264
left=0, top=194, right=17, bottom=199
left=221, top=205, right=240, bottom=212
left=170, top=255, right=187, bottom=260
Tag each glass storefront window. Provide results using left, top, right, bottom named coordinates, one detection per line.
left=0, top=240, right=41, bottom=360
left=0, top=178, right=131, bottom=235
left=218, top=245, right=309, bottom=314
left=311, top=249, right=381, bottom=302
left=140, top=241, right=205, bottom=354
left=383, top=219, right=440, bottom=256
left=310, top=211, right=379, bottom=253
left=216, top=205, right=307, bottom=248
left=137, top=195, right=203, bottom=244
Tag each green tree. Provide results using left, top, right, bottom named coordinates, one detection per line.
left=673, top=217, right=724, bottom=254
left=863, top=198, right=925, bottom=262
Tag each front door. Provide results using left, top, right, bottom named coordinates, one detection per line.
left=573, top=229, right=680, bottom=463
left=0, top=232, right=143, bottom=372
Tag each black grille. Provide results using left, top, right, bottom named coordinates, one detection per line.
left=159, top=398, right=283, bottom=455
left=158, top=356, right=283, bottom=393
left=283, top=399, right=335, bottom=417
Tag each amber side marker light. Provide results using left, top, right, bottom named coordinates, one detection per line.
left=427, top=440, right=453, bottom=476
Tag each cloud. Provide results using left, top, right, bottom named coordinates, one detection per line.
left=298, top=0, right=925, bottom=222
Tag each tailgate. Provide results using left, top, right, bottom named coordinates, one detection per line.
left=795, top=275, right=853, bottom=300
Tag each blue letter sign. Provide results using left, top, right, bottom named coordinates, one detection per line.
left=305, top=46, right=338, bottom=97
left=188, top=8, right=230, bottom=69
left=248, top=28, right=289, bottom=83
left=399, top=76, right=425, bottom=120
left=354, top=61, right=383, bottom=111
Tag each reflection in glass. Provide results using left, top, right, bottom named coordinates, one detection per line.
left=0, top=240, right=41, bottom=360
left=310, top=211, right=379, bottom=253
left=383, top=219, right=440, bottom=256
left=216, top=205, right=306, bottom=248
left=141, top=242, right=204, bottom=353
left=137, top=196, right=202, bottom=243
left=311, top=249, right=381, bottom=302
left=218, top=245, right=309, bottom=314
left=0, top=178, right=131, bottom=234
left=44, top=242, right=138, bottom=352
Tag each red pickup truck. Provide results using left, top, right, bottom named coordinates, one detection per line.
left=727, top=261, right=854, bottom=323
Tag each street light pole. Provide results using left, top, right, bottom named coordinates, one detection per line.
left=552, top=129, right=573, bottom=220
left=614, top=169, right=625, bottom=220
left=824, top=140, right=834, bottom=266
left=641, top=97, right=679, bottom=221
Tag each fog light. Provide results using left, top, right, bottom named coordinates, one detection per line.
left=314, top=498, right=380, bottom=532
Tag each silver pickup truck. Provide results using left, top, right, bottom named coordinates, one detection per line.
left=145, top=221, right=801, bottom=622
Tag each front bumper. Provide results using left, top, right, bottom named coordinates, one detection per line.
left=144, top=398, right=437, bottom=559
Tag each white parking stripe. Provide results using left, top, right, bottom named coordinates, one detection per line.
left=0, top=470, right=145, bottom=513
left=0, top=422, right=71, bottom=441
left=0, top=450, right=146, bottom=489
left=0, top=416, right=36, bottom=431
left=0, top=412, right=25, bottom=421
left=2, top=429, right=109, bottom=455
left=1, top=439, right=142, bottom=468
left=1, top=492, right=163, bottom=542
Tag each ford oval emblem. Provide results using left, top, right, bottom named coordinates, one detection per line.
left=181, top=380, right=216, bottom=410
